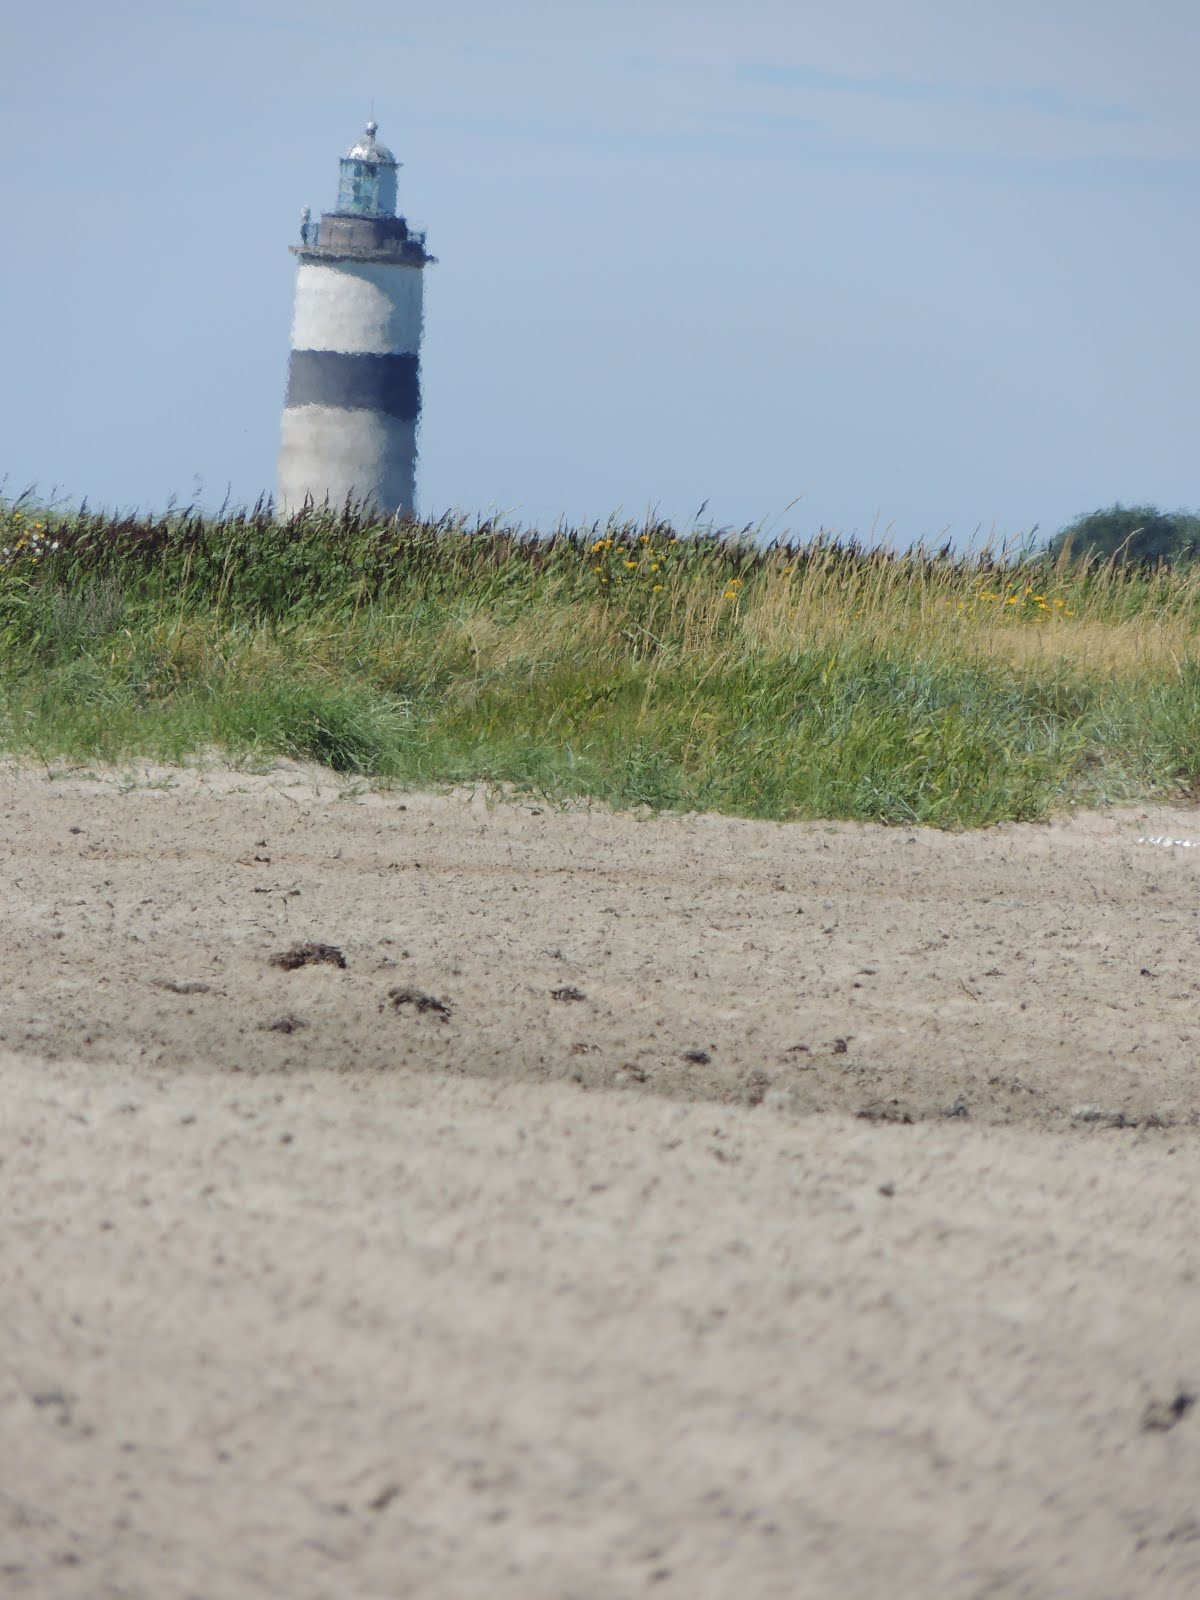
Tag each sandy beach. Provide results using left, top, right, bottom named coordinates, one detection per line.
left=3, top=762, right=1200, bottom=1597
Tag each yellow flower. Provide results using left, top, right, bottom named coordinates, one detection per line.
left=625, top=560, right=638, bottom=569
left=652, top=584, right=663, bottom=592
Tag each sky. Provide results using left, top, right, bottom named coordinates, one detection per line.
left=2, top=0, right=1197, bottom=545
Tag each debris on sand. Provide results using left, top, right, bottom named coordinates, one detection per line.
left=1141, top=1391, right=1195, bottom=1432
left=550, top=986, right=588, bottom=1003
left=1070, top=1104, right=1129, bottom=1128
left=857, top=1101, right=915, bottom=1125
left=740, top=1069, right=772, bottom=1106
left=269, top=943, right=347, bottom=971
left=260, top=1013, right=309, bottom=1034
left=387, top=985, right=451, bottom=1020
left=153, top=979, right=214, bottom=995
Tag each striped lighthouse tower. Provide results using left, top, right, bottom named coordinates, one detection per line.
left=277, top=122, right=433, bottom=519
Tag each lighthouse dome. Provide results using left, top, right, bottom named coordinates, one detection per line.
left=344, top=121, right=396, bottom=165
left=336, top=121, right=400, bottom=218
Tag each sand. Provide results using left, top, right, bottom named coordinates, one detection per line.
left=3, top=760, right=1200, bottom=1597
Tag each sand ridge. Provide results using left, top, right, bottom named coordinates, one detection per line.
left=5, top=760, right=1200, bottom=1127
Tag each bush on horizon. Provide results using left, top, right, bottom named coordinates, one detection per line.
left=1048, top=503, right=1200, bottom=568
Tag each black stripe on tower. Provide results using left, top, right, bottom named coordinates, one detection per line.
left=285, top=351, right=420, bottom=422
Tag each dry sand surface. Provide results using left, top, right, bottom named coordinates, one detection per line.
left=3, top=760, right=1200, bottom=1598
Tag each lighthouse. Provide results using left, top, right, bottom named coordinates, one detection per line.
left=277, top=122, right=433, bottom=520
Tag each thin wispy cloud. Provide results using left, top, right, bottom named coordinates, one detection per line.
left=712, top=119, right=1197, bottom=188
left=739, top=62, right=1140, bottom=126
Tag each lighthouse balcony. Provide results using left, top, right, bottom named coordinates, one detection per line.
left=294, top=211, right=432, bottom=265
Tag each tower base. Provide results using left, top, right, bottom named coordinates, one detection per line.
left=277, top=407, right=417, bottom=520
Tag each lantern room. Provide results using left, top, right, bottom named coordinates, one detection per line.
left=336, top=121, right=399, bottom=218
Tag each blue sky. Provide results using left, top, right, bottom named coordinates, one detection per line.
left=2, top=0, right=1197, bottom=544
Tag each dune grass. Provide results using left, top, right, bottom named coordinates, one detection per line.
left=3, top=497, right=1200, bottom=826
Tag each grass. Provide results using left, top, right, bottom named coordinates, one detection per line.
left=3, top=495, right=1200, bottom=827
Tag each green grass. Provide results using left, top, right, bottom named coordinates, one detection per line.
left=3, top=497, right=1200, bottom=827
